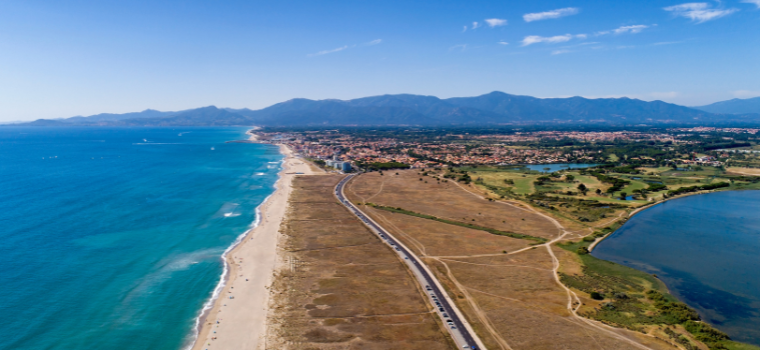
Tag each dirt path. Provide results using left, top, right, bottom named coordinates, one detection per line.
left=433, top=256, right=514, bottom=350
left=359, top=173, right=662, bottom=350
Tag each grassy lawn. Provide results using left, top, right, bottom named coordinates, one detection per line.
left=726, top=341, right=760, bottom=350
left=614, top=179, right=648, bottom=197
left=639, top=166, right=674, bottom=174
left=575, top=174, right=601, bottom=186
left=471, top=169, right=539, bottom=195
left=511, top=177, right=535, bottom=194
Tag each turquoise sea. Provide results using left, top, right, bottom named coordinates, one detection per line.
left=0, top=127, right=282, bottom=350
left=593, top=191, right=760, bottom=345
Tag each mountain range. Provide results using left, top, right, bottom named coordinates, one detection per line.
left=693, top=97, right=760, bottom=115
left=12, top=92, right=760, bottom=127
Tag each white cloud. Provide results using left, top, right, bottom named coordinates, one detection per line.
left=614, top=24, right=649, bottom=34
left=732, top=90, right=760, bottom=98
left=472, top=21, right=480, bottom=29
left=498, top=41, right=509, bottom=45
left=664, top=3, right=738, bottom=23
left=521, top=34, right=586, bottom=46
left=485, top=18, right=508, bottom=27
left=552, top=50, right=571, bottom=55
left=524, top=7, right=579, bottom=22
left=742, top=0, right=760, bottom=8
left=596, top=24, right=650, bottom=36
left=308, top=45, right=348, bottom=57
left=308, top=39, right=381, bottom=57
left=462, top=25, right=468, bottom=32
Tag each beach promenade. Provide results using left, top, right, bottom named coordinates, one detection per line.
left=191, top=145, right=317, bottom=350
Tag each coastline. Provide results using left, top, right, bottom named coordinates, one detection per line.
left=588, top=188, right=740, bottom=252
left=586, top=189, right=760, bottom=347
left=189, top=143, right=316, bottom=350
left=246, top=128, right=260, bottom=142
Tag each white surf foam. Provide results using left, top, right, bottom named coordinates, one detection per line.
left=184, top=149, right=286, bottom=350
left=184, top=183, right=280, bottom=350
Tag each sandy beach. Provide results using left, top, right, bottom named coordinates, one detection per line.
left=190, top=144, right=317, bottom=350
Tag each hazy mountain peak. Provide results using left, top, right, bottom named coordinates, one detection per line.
left=10, top=91, right=756, bottom=127
left=695, top=96, right=760, bottom=114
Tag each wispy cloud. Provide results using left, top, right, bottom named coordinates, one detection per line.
left=462, top=21, right=480, bottom=31
left=552, top=50, right=571, bottom=55
left=524, top=7, right=579, bottom=22
left=596, top=24, right=651, bottom=36
left=521, top=34, right=585, bottom=46
left=733, top=90, right=760, bottom=98
left=485, top=18, right=508, bottom=27
left=741, top=0, right=760, bottom=8
left=308, top=39, right=381, bottom=57
left=308, top=45, right=348, bottom=57
left=664, top=3, right=738, bottom=23
left=498, top=41, right=509, bottom=45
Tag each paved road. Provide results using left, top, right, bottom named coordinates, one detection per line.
left=335, top=174, right=483, bottom=350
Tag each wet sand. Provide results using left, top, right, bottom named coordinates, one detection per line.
left=190, top=144, right=317, bottom=350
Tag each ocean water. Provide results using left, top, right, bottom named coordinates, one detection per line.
left=593, top=191, right=760, bottom=345
left=0, top=127, right=282, bottom=350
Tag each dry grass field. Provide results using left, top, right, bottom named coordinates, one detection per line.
left=266, top=175, right=453, bottom=350
left=346, top=170, right=676, bottom=350
left=347, top=170, right=560, bottom=239
left=727, top=167, right=760, bottom=176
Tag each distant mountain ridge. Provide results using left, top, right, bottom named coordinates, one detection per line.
left=694, top=97, right=760, bottom=114
left=12, top=92, right=760, bottom=127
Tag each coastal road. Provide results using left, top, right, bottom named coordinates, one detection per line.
left=335, top=174, right=485, bottom=350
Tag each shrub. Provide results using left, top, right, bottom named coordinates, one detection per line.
left=590, top=291, right=604, bottom=300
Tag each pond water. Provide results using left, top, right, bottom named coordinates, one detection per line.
left=523, top=163, right=598, bottom=173
left=593, top=191, right=760, bottom=345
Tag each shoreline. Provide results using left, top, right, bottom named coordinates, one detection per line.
left=586, top=189, right=760, bottom=347
left=589, top=187, right=758, bottom=252
left=246, top=128, right=260, bottom=142
left=188, top=143, right=315, bottom=350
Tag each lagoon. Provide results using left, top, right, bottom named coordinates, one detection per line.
left=592, top=191, right=760, bottom=345
left=523, top=163, right=598, bottom=173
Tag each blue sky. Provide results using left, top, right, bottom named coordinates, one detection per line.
left=1, top=0, right=759, bottom=121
